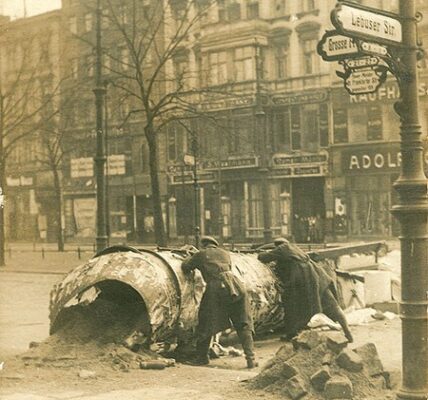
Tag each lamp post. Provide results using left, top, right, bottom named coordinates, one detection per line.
left=392, top=1, right=428, bottom=399
left=191, top=135, right=200, bottom=249
left=93, top=0, right=107, bottom=252
left=255, top=39, right=272, bottom=244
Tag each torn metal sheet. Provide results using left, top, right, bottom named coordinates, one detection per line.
left=50, top=249, right=283, bottom=343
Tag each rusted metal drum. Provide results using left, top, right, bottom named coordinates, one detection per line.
left=49, top=248, right=283, bottom=343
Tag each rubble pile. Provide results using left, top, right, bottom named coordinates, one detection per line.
left=248, top=331, right=394, bottom=400
left=19, top=298, right=170, bottom=372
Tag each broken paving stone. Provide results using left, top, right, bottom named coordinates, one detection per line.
left=336, top=349, right=363, bottom=372
left=292, top=330, right=322, bottom=350
left=325, top=332, right=349, bottom=354
left=250, top=361, right=299, bottom=389
left=322, top=353, right=334, bottom=366
left=29, top=341, right=40, bottom=349
left=284, top=375, right=307, bottom=400
left=324, top=376, right=353, bottom=399
left=310, top=366, right=331, bottom=391
left=262, top=344, right=295, bottom=371
left=78, top=369, right=96, bottom=379
left=353, top=343, right=384, bottom=377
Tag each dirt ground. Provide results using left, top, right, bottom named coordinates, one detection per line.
left=0, top=246, right=403, bottom=400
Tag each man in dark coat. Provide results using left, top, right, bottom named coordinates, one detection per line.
left=258, top=238, right=353, bottom=342
left=182, top=236, right=257, bottom=368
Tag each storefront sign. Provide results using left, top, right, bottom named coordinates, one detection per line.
left=167, top=156, right=258, bottom=174
left=6, top=176, right=34, bottom=187
left=273, top=154, right=327, bottom=166
left=170, top=172, right=216, bottom=185
left=199, top=96, right=254, bottom=111
left=349, top=81, right=428, bottom=103
left=272, top=91, right=328, bottom=106
left=71, top=157, right=94, bottom=178
left=332, top=2, right=402, bottom=45
left=342, top=146, right=407, bottom=172
left=106, top=154, right=126, bottom=176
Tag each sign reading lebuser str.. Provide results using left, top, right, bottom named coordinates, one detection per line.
left=331, top=1, right=402, bottom=45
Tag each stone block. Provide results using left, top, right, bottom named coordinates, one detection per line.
left=251, top=361, right=298, bottom=389
left=353, top=343, right=384, bottom=377
left=336, top=349, right=363, bottom=372
left=292, top=330, right=322, bottom=350
left=324, top=376, right=353, bottom=399
left=370, top=375, right=386, bottom=390
left=284, top=375, right=308, bottom=400
left=325, top=332, right=349, bottom=354
left=310, top=366, right=331, bottom=391
left=275, top=343, right=295, bottom=360
left=322, top=353, right=334, bottom=366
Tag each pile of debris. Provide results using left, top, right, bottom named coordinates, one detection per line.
left=248, top=330, right=394, bottom=400
left=19, top=298, right=173, bottom=373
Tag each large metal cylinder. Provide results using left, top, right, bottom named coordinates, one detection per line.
left=49, top=248, right=283, bottom=343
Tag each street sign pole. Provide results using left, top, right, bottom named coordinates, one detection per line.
left=392, top=1, right=428, bottom=399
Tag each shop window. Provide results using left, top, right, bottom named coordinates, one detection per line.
left=167, top=123, right=186, bottom=162
left=348, top=105, right=367, bottom=142
left=273, top=108, right=291, bottom=151
left=234, top=47, right=254, bottom=81
left=302, top=38, right=318, bottom=75
left=319, top=103, right=329, bottom=147
left=247, top=1, right=259, bottom=19
left=367, top=105, right=383, bottom=141
left=246, top=182, right=263, bottom=237
left=301, top=104, right=319, bottom=152
left=209, top=51, right=227, bottom=85
left=290, top=106, right=301, bottom=150
left=333, top=108, right=348, bottom=143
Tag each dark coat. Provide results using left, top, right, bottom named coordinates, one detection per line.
left=258, top=242, right=336, bottom=334
left=182, top=245, right=253, bottom=338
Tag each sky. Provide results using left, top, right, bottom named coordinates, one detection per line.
left=3, top=0, right=61, bottom=19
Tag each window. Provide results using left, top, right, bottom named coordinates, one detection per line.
left=302, top=0, right=316, bottom=12
left=167, top=124, right=185, bottom=161
left=274, top=0, right=287, bottom=15
left=228, top=2, right=241, bottom=21
left=333, top=108, right=348, bottom=143
left=247, top=1, right=259, bottom=19
left=120, top=47, right=130, bottom=71
left=102, top=8, right=109, bottom=29
left=118, top=5, right=128, bottom=24
left=246, top=182, right=263, bottom=237
left=209, top=51, right=227, bottom=85
left=234, top=47, right=254, bottom=81
left=274, top=44, right=288, bottom=79
left=103, top=54, right=111, bottom=73
left=84, top=13, right=93, bottom=32
left=348, top=105, right=367, bottom=142
left=68, top=16, right=77, bottom=34
left=273, top=108, right=291, bottom=151
left=174, top=57, right=188, bottom=89
left=301, top=104, right=319, bottom=151
left=141, top=143, right=149, bottom=172
left=302, top=38, right=317, bottom=75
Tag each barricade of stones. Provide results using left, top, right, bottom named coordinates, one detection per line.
left=248, top=330, right=392, bottom=400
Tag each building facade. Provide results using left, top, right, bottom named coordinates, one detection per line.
left=2, top=0, right=428, bottom=244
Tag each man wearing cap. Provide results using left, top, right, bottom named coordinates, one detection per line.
left=182, top=236, right=257, bottom=368
left=258, top=238, right=353, bottom=342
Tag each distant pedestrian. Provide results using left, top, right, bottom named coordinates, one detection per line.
left=181, top=236, right=257, bottom=368
left=258, top=237, right=353, bottom=342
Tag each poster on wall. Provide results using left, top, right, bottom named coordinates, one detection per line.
left=73, top=198, right=96, bottom=237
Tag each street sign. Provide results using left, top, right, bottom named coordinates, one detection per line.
left=343, top=56, right=379, bottom=69
left=358, top=41, right=388, bottom=57
left=317, top=30, right=359, bottom=61
left=344, top=66, right=388, bottom=95
left=331, top=1, right=402, bottom=45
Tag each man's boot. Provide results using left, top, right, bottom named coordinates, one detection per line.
left=237, top=328, right=258, bottom=368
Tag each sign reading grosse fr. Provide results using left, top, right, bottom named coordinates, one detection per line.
left=331, top=1, right=402, bottom=45
left=317, top=31, right=359, bottom=61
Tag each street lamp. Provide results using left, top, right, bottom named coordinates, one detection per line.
left=93, top=0, right=108, bottom=252
left=392, top=1, right=428, bottom=399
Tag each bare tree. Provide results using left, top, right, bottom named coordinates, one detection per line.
left=0, top=32, right=62, bottom=265
left=96, top=0, right=217, bottom=246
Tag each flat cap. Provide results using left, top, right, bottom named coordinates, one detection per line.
left=201, top=236, right=219, bottom=247
left=274, top=237, right=289, bottom=246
